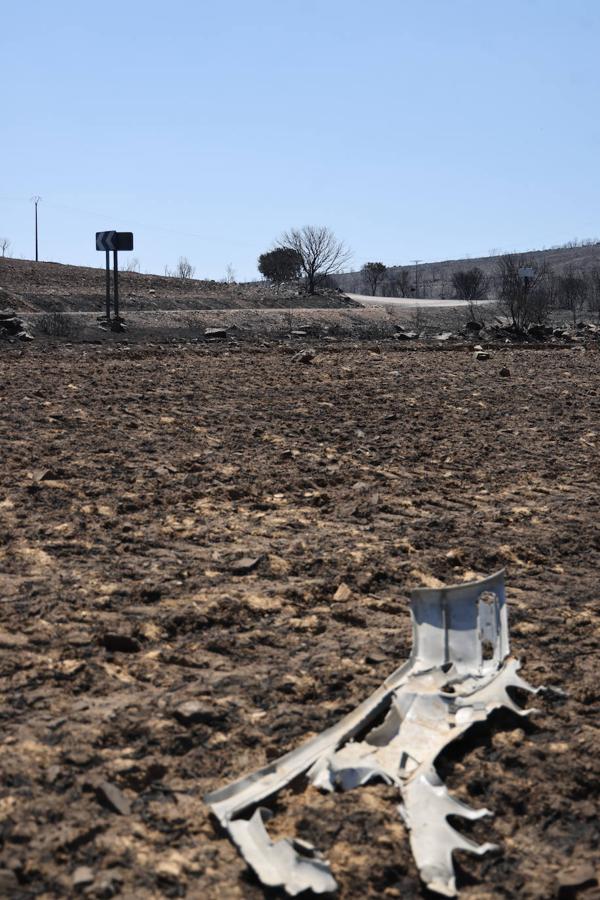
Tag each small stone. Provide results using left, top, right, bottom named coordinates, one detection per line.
left=204, top=327, right=227, bottom=341
left=230, top=556, right=262, bottom=575
left=102, top=633, right=140, bottom=653
left=72, top=866, right=95, bottom=888
left=96, top=781, right=131, bottom=816
left=434, top=332, right=453, bottom=341
left=333, top=583, right=353, bottom=602
left=394, top=331, right=417, bottom=340
left=499, top=366, right=510, bottom=377
left=465, top=320, right=482, bottom=332
left=557, top=865, right=597, bottom=897
left=474, top=350, right=490, bottom=361
left=174, top=700, right=226, bottom=727
left=292, top=348, right=316, bottom=364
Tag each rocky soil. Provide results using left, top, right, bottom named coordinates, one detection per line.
left=0, top=259, right=357, bottom=314
left=0, top=341, right=599, bottom=899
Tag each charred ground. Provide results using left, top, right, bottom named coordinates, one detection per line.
left=0, top=340, right=599, bottom=899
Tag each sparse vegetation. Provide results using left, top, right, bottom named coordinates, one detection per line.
left=36, top=312, right=82, bottom=338
left=0, top=237, right=10, bottom=258
left=496, top=255, right=552, bottom=331
left=175, top=257, right=195, bottom=280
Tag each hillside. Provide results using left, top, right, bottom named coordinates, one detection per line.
left=0, top=257, right=357, bottom=313
left=337, top=240, right=600, bottom=298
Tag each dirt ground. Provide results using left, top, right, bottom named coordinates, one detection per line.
left=0, top=340, right=599, bottom=899
left=0, top=258, right=357, bottom=314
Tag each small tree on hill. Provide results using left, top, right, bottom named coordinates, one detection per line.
left=176, top=257, right=195, bottom=280
left=452, top=267, right=488, bottom=302
left=278, top=225, right=351, bottom=295
left=258, top=248, right=303, bottom=285
left=0, top=237, right=10, bottom=257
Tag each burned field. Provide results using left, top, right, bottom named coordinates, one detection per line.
left=0, top=341, right=599, bottom=899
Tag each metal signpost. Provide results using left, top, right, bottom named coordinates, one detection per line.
left=96, top=231, right=134, bottom=327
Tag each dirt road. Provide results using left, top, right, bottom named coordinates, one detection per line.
left=348, top=292, right=493, bottom=309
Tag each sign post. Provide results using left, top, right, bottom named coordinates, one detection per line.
left=105, top=250, right=111, bottom=321
left=96, top=231, right=133, bottom=328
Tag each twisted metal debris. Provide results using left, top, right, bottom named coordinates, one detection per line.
left=205, top=570, right=541, bottom=897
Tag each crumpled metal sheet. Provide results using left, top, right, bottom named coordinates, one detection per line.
left=205, top=569, right=541, bottom=896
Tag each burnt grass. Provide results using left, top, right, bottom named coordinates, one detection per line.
left=0, top=340, right=599, bottom=899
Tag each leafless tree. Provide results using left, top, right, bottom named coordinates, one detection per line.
left=225, top=264, right=236, bottom=284
left=176, top=257, right=195, bottom=280
left=586, top=268, right=600, bottom=323
left=386, top=268, right=411, bottom=297
left=123, top=256, right=140, bottom=272
left=452, top=267, right=488, bottom=302
left=496, top=254, right=552, bottom=331
left=0, top=237, right=10, bottom=257
left=278, top=225, right=351, bottom=295
left=362, top=261, right=387, bottom=295
left=557, top=266, right=588, bottom=326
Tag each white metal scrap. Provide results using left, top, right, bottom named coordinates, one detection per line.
left=205, top=569, right=541, bottom=897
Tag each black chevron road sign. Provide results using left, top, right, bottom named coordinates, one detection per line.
left=96, top=231, right=134, bottom=252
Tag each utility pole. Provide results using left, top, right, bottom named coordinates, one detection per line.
left=411, top=259, right=422, bottom=297
left=31, top=196, right=41, bottom=261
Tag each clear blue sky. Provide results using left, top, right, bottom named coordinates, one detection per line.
left=2, top=0, right=599, bottom=280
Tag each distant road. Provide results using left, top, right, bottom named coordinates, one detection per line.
left=347, top=293, right=493, bottom=308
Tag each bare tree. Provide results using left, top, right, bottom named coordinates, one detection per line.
left=225, top=264, right=236, bottom=284
left=496, top=255, right=552, bottom=331
left=361, top=261, right=387, bottom=296
left=386, top=268, right=411, bottom=297
left=123, top=256, right=140, bottom=272
left=0, top=237, right=10, bottom=257
left=587, top=268, right=600, bottom=323
left=557, top=266, right=588, bottom=326
left=451, top=267, right=488, bottom=302
left=278, top=225, right=351, bottom=295
left=176, top=257, right=195, bottom=280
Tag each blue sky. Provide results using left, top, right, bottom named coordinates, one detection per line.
left=2, top=0, right=599, bottom=280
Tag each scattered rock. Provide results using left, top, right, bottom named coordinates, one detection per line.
left=174, top=699, right=225, bottom=727
left=72, top=866, right=95, bottom=888
left=95, top=781, right=131, bottom=816
left=474, top=350, right=490, bottom=361
left=465, top=321, right=483, bottom=332
left=333, top=582, right=353, bottom=602
left=204, top=327, right=228, bottom=341
left=499, top=367, right=511, bottom=377
left=434, top=332, right=453, bottom=341
left=102, top=633, right=140, bottom=653
left=230, top=555, right=263, bottom=575
left=557, top=865, right=597, bottom=897
left=292, top=348, right=316, bottom=364
left=290, top=330, right=307, bottom=337
left=394, top=331, right=418, bottom=340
